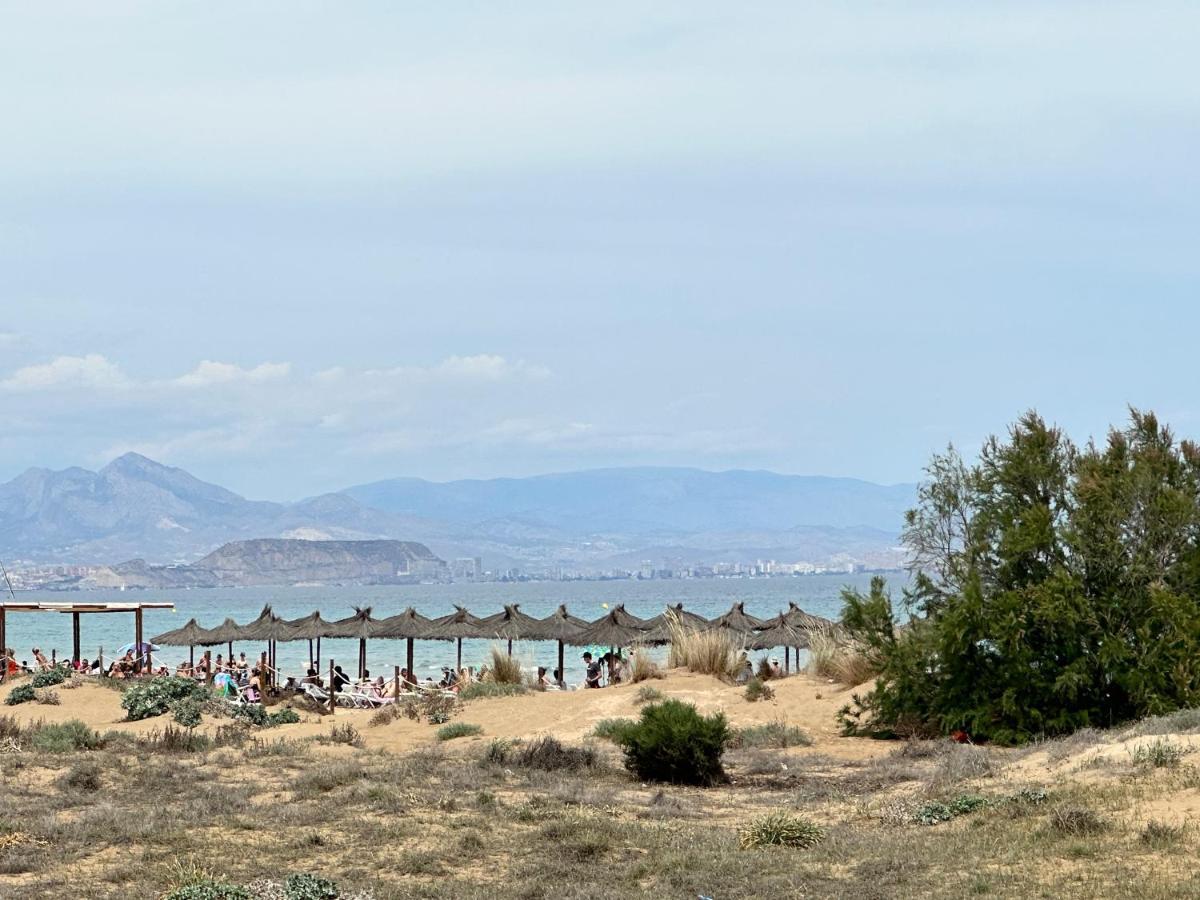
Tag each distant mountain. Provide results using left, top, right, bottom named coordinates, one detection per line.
left=0, top=453, right=424, bottom=564
left=80, top=538, right=447, bottom=588
left=341, top=467, right=916, bottom=535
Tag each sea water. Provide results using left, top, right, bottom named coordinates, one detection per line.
left=4, top=573, right=898, bottom=683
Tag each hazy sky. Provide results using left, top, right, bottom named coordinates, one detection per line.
left=2, top=2, right=1198, bottom=499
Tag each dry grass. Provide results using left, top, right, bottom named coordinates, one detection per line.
left=628, top=649, right=663, bottom=683
left=666, top=614, right=741, bottom=680
left=806, top=627, right=877, bottom=686
left=489, top=645, right=524, bottom=684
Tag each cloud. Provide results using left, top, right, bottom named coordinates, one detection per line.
left=0, top=354, right=128, bottom=392
left=172, top=360, right=291, bottom=388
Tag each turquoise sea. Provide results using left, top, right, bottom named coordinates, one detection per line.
left=5, top=573, right=898, bottom=682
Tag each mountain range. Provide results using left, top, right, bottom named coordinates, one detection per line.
left=0, top=453, right=916, bottom=572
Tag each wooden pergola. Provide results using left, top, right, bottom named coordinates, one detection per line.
left=0, top=600, right=175, bottom=677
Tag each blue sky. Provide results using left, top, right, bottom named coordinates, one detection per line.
left=1, top=2, right=1198, bottom=499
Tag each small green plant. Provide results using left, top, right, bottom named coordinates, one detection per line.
left=615, top=699, right=730, bottom=786
left=914, top=794, right=988, bottom=826
left=730, top=721, right=812, bottom=749
left=482, top=738, right=511, bottom=765
left=437, top=722, right=483, bottom=741
left=592, top=717, right=635, bottom=742
left=458, top=681, right=527, bottom=701
left=173, top=698, right=204, bottom=728
left=634, top=686, right=664, bottom=705
left=744, top=677, right=775, bottom=703
left=164, top=882, right=250, bottom=900
left=269, top=707, right=301, bottom=726
left=1131, top=738, right=1188, bottom=769
left=31, top=667, right=67, bottom=689
left=515, top=736, right=598, bottom=771
left=31, top=720, right=104, bottom=753
left=739, top=812, right=825, bottom=849
left=1008, top=787, right=1049, bottom=806
left=121, top=676, right=209, bottom=721
left=284, top=872, right=340, bottom=899
left=5, top=684, right=35, bottom=706
left=322, top=723, right=362, bottom=747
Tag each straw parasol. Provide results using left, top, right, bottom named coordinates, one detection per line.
left=570, top=604, right=650, bottom=649
left=150, top=617, right=219, bottom=667
left=708, top=601, right=767, bottom=633
left=428, top=606, right=487, bottom=671
left=747, top=612, right=809, bottom=673
left=327, top=607, right=377, bottom=679
left=479, top=604, right=542, bottom=655
left=528, top=604, right=588, bottom=683
left=640, top=603, right=710, bottom=644
left=784, top=601, right=837, bottom=634
left=370, top=607, right=438, bottom=683
left=234, top=604, right=286, bottom=682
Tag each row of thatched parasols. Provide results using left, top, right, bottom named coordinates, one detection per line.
left=152, top=601, right=835, bottom=681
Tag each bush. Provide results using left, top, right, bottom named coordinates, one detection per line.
left=31, top=720, right=104, bottom=753
left=515, top=736, right=598, bottom=771
left=31, top=667, right=67, bottom=689
left=400, top=692, right=458, bottom=724
left=482, top=738, right=512, bottom=765
left=488, top=646, right=523, bottom=684
left=164, top=882, right=250, bottom=900
left=914, top=794, right=989, bottom=826
left=1131, top=738, right=1188, bottom=769
left=5, top=684, right=35, bottom=706
left=34, top=688, right=60, bottom=705
left=269, top=707, right=301, bottom=726
left=173, top=698, right=204, bottom=728
left=62, top=760, right=102, bottom=791
left=614, top=699, right=730, bottom=786
left=436, top=722, right=483, bottom=741
left=459, top=682, right=526, bottom=701
left=744, top=677, right=774, bottom=703
left=1141, top=820, right=1185, bottom=849
left=730, top=721, right=812, bottom=749
left=592, top=718, right=635, bottom=743
left=321, top=723, right=362, bottom=747
left=284, top=873, right=339, bottom=899
left=121, top=676, right=209, bottom=721
left=739, top=812, right=824, bottom=849
left=634, top=686, right=664, bottom=705
left=666, top=617, right=741, bottom=680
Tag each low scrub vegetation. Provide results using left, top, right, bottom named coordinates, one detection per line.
left=806, top=628, right=877, bottom=686
left=739, top=812, right=825, bottom=849
left=458, top=681, right=527, bottom=701
left=121, top=676, right=209, bottom=722
left=730, top=720, right=811, bottom=749
left=628, top=650, right=664, bottom=683
left=488, top=646, right=523, bottom=685
left=666, top=614, right=742, bottom=680
left=436, top=722, right=483, bottom=741
left=612, top=699, right=730, bottom=786
left=743, top=677, right=774, bottom=702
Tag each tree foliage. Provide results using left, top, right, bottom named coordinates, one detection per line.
left=842, top=409, right=1200, bottom=744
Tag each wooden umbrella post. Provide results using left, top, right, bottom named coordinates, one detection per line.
left=359, top=637, right=366, bottom=681
left=72, top=611, right=81, bottom=665
left=507, top=638, right=513, bottom=657
left=134, top=608, right=144, bottom=673
left=308, top=638, right=314, bottom=672
left=328, top=658, right=336, bottom=715
left=393, top=665, right=400, bottom=700
left=204, top=650, right=212, bottom=685
left=406, top=637, right=414, bottom=686
left=260, top=651, right=269, bottom=691
left=558, top=640, right=564, bottom=685
left=457, top=637, right=462, bottom=672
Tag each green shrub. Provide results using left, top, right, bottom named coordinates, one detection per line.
left=482, top=738, right=512, bottom=765
left=1131, top=738, right=1188, bottom=769
left=121, top=677, right=209, bottom=721
left=1050, top=805, right=1107, bottom=836
left=515, top=736, right=598, bottom=771
left=739, top=812, right=824, bottom=849
left=31, top=720, right=104, bottom=753
left=914, top=794, right=988, bottom=826
left=164, top=882, right=250, bottom=900
left=458, top=682, right=527, bottom=701
left=436, top=722, right=483, bottom=741
left=614, top=699, right=730, bottom=786
left=730, top=721, right=812, bottom=749
left=5, top=684, right=35, bottom=706
left=62, top=760, right=102, bottom=791
left=173, top=698, right=204, bottom=728
left=31, top=667, right=67, bottom=688
left=634, top=686, right=664, bottom=705
left=269, top=707, right=301, bottom=726
left=592, top=718, right=635, bottom=742
left=744, top=677, right=775, bottom=703
left=228, top=703, right=269, bottom=727
left=284, top=873, right=339, bottom=899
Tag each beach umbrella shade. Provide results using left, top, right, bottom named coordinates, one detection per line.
left=429, top=606, right=488, bottom=671
left=746, top=613, right=810, bottom=673
left=328, top=607, right=377, bottom=679
left=569, top=604, right=650, bottom=649
left=783, top=602, right=837, bottom=634
left=708, top=601, right=768, bottom=633
left=278, top=611, right=341, bottom=672
left=370, top=607, right=438, bottom=683
left=150, top=618, right=212, bottom=667
left=528, top=604, right=588, bottom=682
left=479, top=604, right=542, bottom=655
left=640, top=603, right=710, bottom=644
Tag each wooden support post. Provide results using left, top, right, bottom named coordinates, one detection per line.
left=189, top=645, right=194, bottom=668
left=98, top=646, right=104, bottom=676
left=72, top=612, right=81, bottom=665
left=204, top=650, right=212, bottom=685
left=393, top=664, right=400, bottom=700
left=134, top=608, right=144, bottom=671
left=507, top=638, right=513, bottom=657
left=358, top=637, right=366, bottom=680
left=406, top=638, right=414, bottom=685
left=784, top=646, right=789, bottom=674
left=260, top=651, right=268, bottom=691
left=316, top=636, right=321, bottom=669
left=558, top=640, right=564, bottom=685
left=457, top=638, right=463, bottom=672
left=328, top=658, right=336, bottom=715
left=308, top=638, right=314, bottom=671
left=51, top=648, right=56, bottom=666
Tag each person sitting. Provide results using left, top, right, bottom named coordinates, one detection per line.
left=213, top=654, right=226, bottom=674
left=535, top=666, right=551, bottom=689
left=330, top=665, right=349, bottom=695
left=768, top=657, right=783, bottom=678
left=3, top=648, right=19, bottom=678
left=735, top=651, right=753, bottom=685
left=235, top=652, right=248, bottom=672
left=399, top=667, right=416, bottom=689
left=176, top=661, right=192, bottom=677
left=76, top=657, right=89, bottom=673
left=583, top=652, right=602, bottom=688
left=552, top=668, right=567, bottom=690
left=32, top=648, right=52, bottom=671
left=439, top=667, right=459, bottom=689
left=300, top=667, right=321, bottom=687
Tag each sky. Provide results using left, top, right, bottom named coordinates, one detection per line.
left=1, top=2, right=1198, bottom=500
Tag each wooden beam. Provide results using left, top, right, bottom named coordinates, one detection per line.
left=328, top=658, right=336, bottom=715
left=72, top=612, right=81, bottom=664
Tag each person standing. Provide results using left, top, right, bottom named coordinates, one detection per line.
left=583, top=652, right=602, bottom=688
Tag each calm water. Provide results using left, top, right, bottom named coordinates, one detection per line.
left=5, top=574, right=899, bottom=682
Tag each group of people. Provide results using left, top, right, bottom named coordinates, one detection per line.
left=582, top=650, right=632, bottom=688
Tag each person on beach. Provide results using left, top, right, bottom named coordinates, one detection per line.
left=535, top=666, right=551, bottom=688
left=583, top=652, right=602, bottom=688
left=331, top=665, right=349, bottom=695
left=552, top=668, right=566, bottom=690
left=3, top=648, right=18, bottom=678
left=32, top=648, right=52, bottom=671
left=768, top=657, right=783, bottom=678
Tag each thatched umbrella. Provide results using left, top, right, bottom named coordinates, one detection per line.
left=203, top=617, right=248, bottom=664
left=709, top=601, right=767, bottom=633
left=370, top=607, right=437, bottom=683
left=640, top=603, right=710, bottom=644
left=328, top=607, right=376, bottom=679
left=570, top=604, right=650, bottom=650
left=234, top=604, right=284, bottom=680
left=150, top=618, right=218, bottom=667
left=279, top=611, right=340, bottom=671
left=428, top=606, right=487, bottom=671
left=747, top=613, right=809, bottom=673
left=479, top=604, right=542, bottom=655
left=784, top=601, right=836, bottom=633
left=528, top=604, right=588, bottom=682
